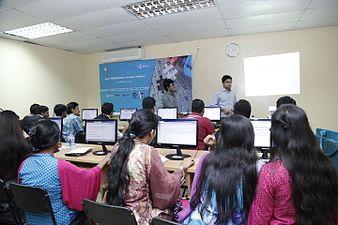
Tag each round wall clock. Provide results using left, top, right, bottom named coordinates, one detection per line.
left=226, top=43, right=240, bottom=57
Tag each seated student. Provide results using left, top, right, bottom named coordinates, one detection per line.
left=22, top=103, right=41, bottom=133
left=19, top=120, right=110, bottom=225
left=105, top=109, right=194, bottom=225
left=142, top=96, right=161, bottom=147
left=54, top=104, right=67, bottom=118
left=178, top=115, right=258, bottom=224
left=38, top=105, right=49, bottom=118
left=184, top=99, right=215, bottom=150
left=62, top=102, right=83, bottom=141
left=234, top=99, right=251, bottom=118
left=276, top=96, right=296, bottom=108
left=248, top=105, right=338, bottom=225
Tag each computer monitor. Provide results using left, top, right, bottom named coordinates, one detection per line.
left=157, top=107, right=178, bottom=119
left=85, top=119, right=117, bottom=155
left=119, top=108, right=137, bottom=121
left=82, top=108, right=98, bottom=120
left=49, top=117, right=62, bottom=132
left=203, top=107, right=221, bottom=121
left=250, top=118, right=271, bottom=159
left=157, top=119, right=198, bottom=160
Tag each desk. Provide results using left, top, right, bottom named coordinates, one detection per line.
left=54, top=144, right=207, bottom=193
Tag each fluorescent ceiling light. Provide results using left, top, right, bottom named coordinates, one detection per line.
left=3, top=22, right=73, bottom=39
left=124, top=0, right=216, bottom=19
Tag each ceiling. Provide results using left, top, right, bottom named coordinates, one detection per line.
left=0, top=0, right=337, bottom=54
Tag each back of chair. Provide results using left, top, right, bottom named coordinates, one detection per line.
left=151, top=217, right=183, bottom=225
left=82, top=199, right=138, bottom=225
left=0, top=179, right=21, bottom=225
left=9, top=182, right=57, bottom=225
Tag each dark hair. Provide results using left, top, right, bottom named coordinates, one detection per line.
left=54, top=104, right=66, bottom=117
left=142, top=96, right=156, bottom=110
left=221, top=75, right=232, bottom=83
left=234, top=99, right=251, bottom=118
left=66, top=102, right=79, bottom=114
left=0, top=110, right=31, bottom=180
left=29, top=120, right=60, bottom=152
left=30, top=103, right=40, bottom=114
left=106, top=109, right=158, bottom=206
left=38, top=105, right=49, bottom=114
left=190, top=115, right=257, bottom=224
left=102, top=102, right=114, bottom=115
left=270, top=104, right=338, bottom=225
left=163, top=78, right=174, bottom=91
left=276, top=96, right=296, bottom=108
left=191, top=99, right=205, bottom=114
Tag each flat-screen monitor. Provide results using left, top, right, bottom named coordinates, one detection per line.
left=82, top=108, right=98, bottom=120
left=119, top=108, right=137, bottom=121
left=49, top=117, right=62, bottom=132
left=203, top=107, right=221, bottom=121
left=85, top=119, right=117, bottom=155
left=157, top=107, right=177, bottom=119
left=250, top=119, right=271, bottom=159
left=157, top=119, right=198, bottom=160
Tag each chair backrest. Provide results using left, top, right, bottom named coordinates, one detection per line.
left=82, top=199, right=138, bottom=225
left=9, top=182, right=57, bottom=225
left=151, top=217, right=183, bottom=225
left=0, top=179, right=21, bottom=225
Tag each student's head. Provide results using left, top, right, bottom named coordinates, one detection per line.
left=66, top=102, right=80, bottom=116
left=30, top=103, right=40, bottom=115
left=191, top=99, right=205, bottom=114
left=54, top=104, right=67, bottom=118
left=107, top=109, right=158, bottom=206
left=38, top=105, right=49, bottom=118
left=234, top=99, right=252, bottom=118
left=142, top=96, right=156, bottom=111
left=29, top=120, right=60, bottom=152
left=0, top=110, right=22, bottom=139
left=191, top=115, right=257, bottom=223
left=221, top=74, right=232, bottom=90
left=271, top=104, right=338, bottom=224
left=163, top=78, right=175, bottom=92
left=101, top=102, right=114, bottom=117
left=276, top=96, right=296, bottom=108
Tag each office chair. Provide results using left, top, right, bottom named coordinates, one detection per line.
left=151, top=217, right=183, bottom=225
left=0, top=179, right=21, bottom=225
left=9, top=182, right=57, bottom=225
left=82, top=199, right=138, bottom=225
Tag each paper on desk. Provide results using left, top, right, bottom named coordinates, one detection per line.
left=160, top=155, right=168, bottom=162
left=67, top=147, right=92, bottom=154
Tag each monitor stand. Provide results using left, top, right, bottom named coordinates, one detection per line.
left=93, top=144, right=108, bottom=156
left=166, top=148, right=191, bottom=160
left=260, top=148, right=270, bottom=159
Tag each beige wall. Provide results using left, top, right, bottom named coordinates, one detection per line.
left=83, top=26, right=338, bottom=131
left=0, top=38, right=85, bottom=118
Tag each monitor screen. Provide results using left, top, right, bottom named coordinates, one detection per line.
left=250, top=119, right=271, bottom=148
left=157, top=119, right=198, bottom=148
left=82, top=108, right=98, bottom=120
left=49, top=117, right=62, bottom=132
left=119, top=108, right=137, bottom=121
left=85, top=120, right=117, bottom=145
left=157, top=108, right=177, bottom=119
left=203, top=107, right=221, bottom=121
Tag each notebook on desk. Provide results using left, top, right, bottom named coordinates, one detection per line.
left=65, top=147, right=92, bottom=156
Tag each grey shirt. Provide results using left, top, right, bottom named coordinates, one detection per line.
left=212, top=88, right=237, bottom=117
left=161, top=92, right=178, bottom=108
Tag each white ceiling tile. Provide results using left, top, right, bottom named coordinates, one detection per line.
left=55, top=7, right=137, bottom=31
left=301, top=7, right=338, bottom=21
left=309, top=0, right=338, bottom=9
left=168, top=30, right=229, bottom=42
left=0, top=8, right=45, bottom=31
left=219, top=0, right=311, bottom=19
left=54, top=38, right=113, bottom=51
left=31, top=32, right=95, bottom=45
left=295, top=17, right=338, bottom=29
left=215, top=0, right=262, bottom=6
left=226, top=11, right=302, bottom=28
left=15, top=0, right=116, bottom=20
left=0, top=0, right=40, bottom=8
left=228, top=23, right=294, bottom=35
left=110, top=0, right=141, bottom=7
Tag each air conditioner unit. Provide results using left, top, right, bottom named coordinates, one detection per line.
left=102, top=47, right=144, bottom=63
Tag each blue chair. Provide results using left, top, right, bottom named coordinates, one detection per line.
left=316, top=128, right=338, bottom=173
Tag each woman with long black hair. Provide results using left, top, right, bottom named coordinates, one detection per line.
left=248, top=104, right=338, bottom=225
left=178, top=115, right=258, bottom=224
left=105, top=109, right=193, bottom=225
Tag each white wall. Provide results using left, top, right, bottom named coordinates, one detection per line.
left=0, top=38, right=85, bottom=118
left=83, top=26, right=338, bottom=131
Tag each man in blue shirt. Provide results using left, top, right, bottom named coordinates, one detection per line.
left=62, top=102, right=83, bottom=141
left=212, top=75, right=237, bottom=117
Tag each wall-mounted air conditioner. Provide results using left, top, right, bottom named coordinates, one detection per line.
left=102, top=47, right=144, bottom=63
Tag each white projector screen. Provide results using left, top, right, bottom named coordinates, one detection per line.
left=244, top=52, right=300, bottom=96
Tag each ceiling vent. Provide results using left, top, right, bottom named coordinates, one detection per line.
left=102, top=47, right=144, bottom=63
